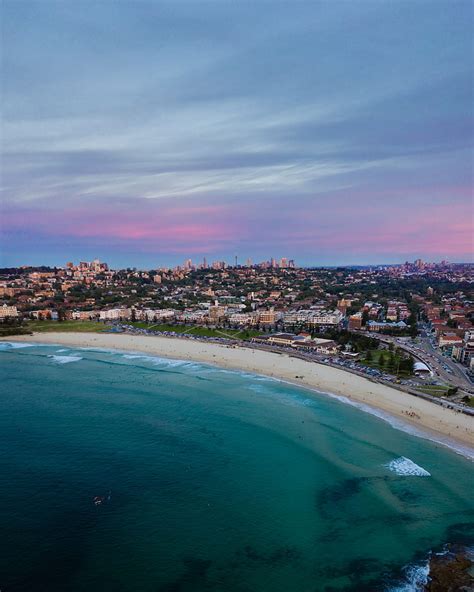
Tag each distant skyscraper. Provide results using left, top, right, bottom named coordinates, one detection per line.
left=414, top=258, right=424, bottom=270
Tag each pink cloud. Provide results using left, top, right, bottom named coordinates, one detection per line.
left=2, top=187, right=472, bottom=261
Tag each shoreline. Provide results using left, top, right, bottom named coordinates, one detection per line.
left=4, top=332, right=474, bottom=456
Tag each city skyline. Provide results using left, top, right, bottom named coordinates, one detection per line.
left=5, top=255, right=469, bottom=272
left=2, top=2, right=473, bottom=267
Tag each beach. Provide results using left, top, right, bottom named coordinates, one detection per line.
left=6, top=332, right=474, bottom=452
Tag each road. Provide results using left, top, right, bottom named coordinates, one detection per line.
left=376, top=328, right=474, bottom=394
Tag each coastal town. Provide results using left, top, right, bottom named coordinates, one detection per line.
left=1, top=257, right=473, bottom=410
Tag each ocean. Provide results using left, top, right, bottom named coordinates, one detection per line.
left=1, top=341, right=473, bottom=591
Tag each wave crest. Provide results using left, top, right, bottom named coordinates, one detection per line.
left=385, top=457, right=431, bottom=476
left=49, top=355, right=83, bottom=364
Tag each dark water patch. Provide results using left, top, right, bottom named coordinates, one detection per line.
left=235, top=544, right=301, bottom=567
left=3, top=505, right=101, bottom=592
left=316, top=476, right=384, bottom=517
left=444, top=521, right=474, bottom=546
left=316, top=556, right=388, bottom=591
left=158, top=557, right=212, bottom=592
left=198, top=426, right=221, bottom=440
left=389, top=483, right=423, bottom=504
left=317, top=474, right=429, bottom=522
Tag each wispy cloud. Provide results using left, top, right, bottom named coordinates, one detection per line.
left=1, top=1, right=472, bottom=265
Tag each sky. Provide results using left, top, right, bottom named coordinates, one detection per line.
left=1, top=1, right=473, bottom=268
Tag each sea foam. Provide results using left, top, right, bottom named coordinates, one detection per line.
left=120, top=353, right=201, bottom=371
left=388, top=559, right=430, bottom=591
left=385, top=457, right=431, bottom=477
left=49, top=355, right=83, bottom=364
left=0, top=342, right=36, bottom=349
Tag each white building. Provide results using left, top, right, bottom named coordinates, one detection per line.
left=99, top=308, right=132, bottom=321
left=0, top=304, right=19, bottom=319
left=228, top=312, right=256, bottom=326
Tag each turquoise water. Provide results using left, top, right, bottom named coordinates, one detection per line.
left=0, top=342, right=473, bottom=591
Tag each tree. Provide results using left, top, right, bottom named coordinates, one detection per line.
left=399, top=356, right=414, bottom=375
left=362, top=310, right=369, bottom=326
left=365, top=350, right=373, bottom=362
left=388, top=352, right=395, bottom=371
left=379, top=353, right=385, bottom=367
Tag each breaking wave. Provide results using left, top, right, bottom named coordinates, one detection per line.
left=0, top=341, right=36, bottom=349
left=387, top=559, right=430, bottom=591
left=385, top=457, right=431, bottom=476
left=49, top=355, right=83, bottom=364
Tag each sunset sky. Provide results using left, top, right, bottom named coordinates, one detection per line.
left=1, top=1, right=473, bottom=267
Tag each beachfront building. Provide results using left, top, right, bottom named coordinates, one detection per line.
left=99, top=308, right=132, bottom=321
left=29, top=309, right=56, bottom=320
left=307, top=310, right=344, bottom=328
left=254, top=333, right=306, bottom=347
left=282, top=309, right=343, bottom=328
left=253, top=332, right=338, bottom=354
left=293, top=337, right=338, bottom=354
left=71, top=310, right=98, bottom=320
left=258, top=308, right=280, bottom=325
left=228, top=312, right=256, bottom=326
left=147, top=309, right=176, bottom=322
left=176, top=310, right=208, bottom=323
left=0, top=304, right=19, bottom=319
left=208, top=303, right=227, bottom=322
left=283, top=310, right=309, bottom=325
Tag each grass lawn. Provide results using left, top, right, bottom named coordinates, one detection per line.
left=129, top=322, right=260, bottom=340
left=416, top=384, right=457, bottom=397
left=21, top=320, right=261, bottom=340
left=26, top=320, right=109, bottom=333
left=360, top=350, right=412, bottom=376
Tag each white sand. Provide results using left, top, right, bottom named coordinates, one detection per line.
left=6, top=332, right=474, bottom=453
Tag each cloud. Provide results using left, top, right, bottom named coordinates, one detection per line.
left=2, top=189, right=472, bottom=267
left=1, top=1, right=472, bottom=265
